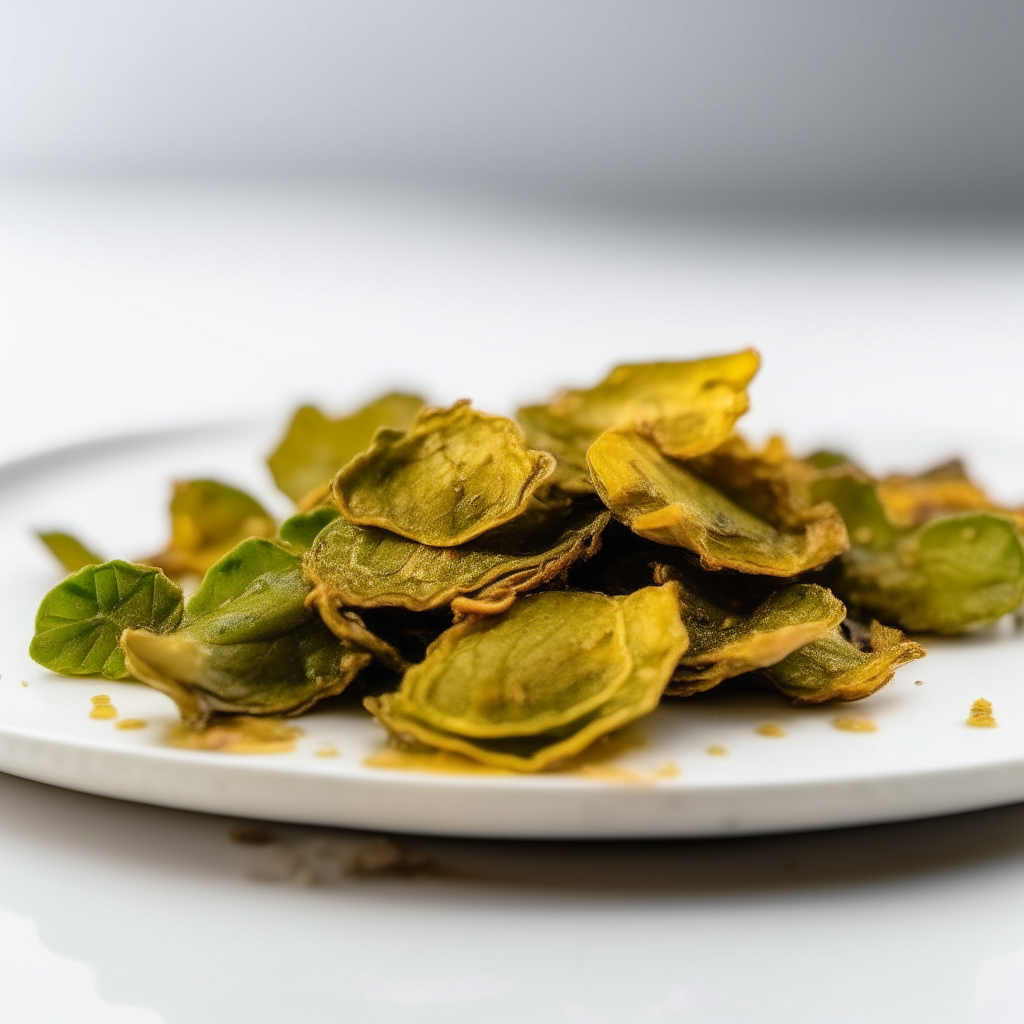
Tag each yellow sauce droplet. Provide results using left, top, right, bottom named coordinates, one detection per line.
left=364, top=726, right=652, bottom=778
left=90, top=694, right=111, bottom=705
left=167, top=716, right=302, bottom=754
left=89, top=705, right=118, bottom=719
left=364, top=747, right=514, bottom=775
left=756, top=723, right=786, bottom=738
left=20, top=681, right=28, bottom=688
left=115, top=718, right=147, bottom=730
left=314, top=743, right=340, bottom=758
left=706, top=745, right=728, bottom=757
left=832, top=715, right=878, bottom=733
left=966, top=698, right=998, bottom=729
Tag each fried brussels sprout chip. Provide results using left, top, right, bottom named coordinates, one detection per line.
left=814, top=470, right=1024, bottom=633
left=877, top=459, right=1024, bottom=531
left=277, top=507, right=340, bottom=552
left=760, top=622, right=925, bottom=703
left=365, top=584, right=687, bottom=772
left=588, top=431, right=848, bottom=576
left=331, top=401, right=556, bottom=546
left=518, top=350, right=760, bottom=494
left=144, top=479, right=276, bottom=579
left=30, top=561, right=184, bottom=680
left=37, top=531, right=103, bottom=574
left=267, top=392, right=425, bottom=507
left=657, top=563, right=846, bottom=696
left=305, top=499, right=609, bottom=616
left=122, top=539, right=369, bottom=726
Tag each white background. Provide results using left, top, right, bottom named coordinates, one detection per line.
left=2, top=3, right=1024, bottom=1021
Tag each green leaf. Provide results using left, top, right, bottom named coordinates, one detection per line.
left=267, top=393, right=425, bottom=506
left=277, top=507, right=339, bottom=552
left=331, top=401, right=556, bottom=547
left=145, top=479, right=276, bottom=579
left=813, top=467, right=1024, bottom=632
left=37, top=531, right=104, bottom=574
left=122, top=538, right=369, bottom=725
left=840, top=512, right=1024, bottom=634
left=30, top=561, right=184, bottom=679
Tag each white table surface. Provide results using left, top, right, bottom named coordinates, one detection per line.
left=1, top=179, right=1024, bottom=1023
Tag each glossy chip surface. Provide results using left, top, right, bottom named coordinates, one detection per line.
left=663, top=567, right=846, bottom=696
left=305, top=499, right=608, bottom=614
left=589, top=431, right=848, bottom=576
left=518, top=350, right=759, bottom=493
left=366, top=584, right=687, bottom=771
left=762, top=622, right=926, bottom=704
left=332, top=401, right=556, bottom=546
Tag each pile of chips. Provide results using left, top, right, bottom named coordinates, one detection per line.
left=32, top=351, right=1024, bottom=770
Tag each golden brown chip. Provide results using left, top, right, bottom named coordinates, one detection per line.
left=143, top=479, right=276, bottom=579
left=588, top=430, right=848, bottom=576
left=304, top=498, right=608, bottom=616
left=365, top=584, right=687, bottom=772
left=761, top=622, right=925, bottom=704
left=878, top=459, right=1024, bottom=531
left=659, top=564, right=846, bottom=696
left=331, top=401, right=556, bottom=546
left=267, top=393, right=425, bottom=506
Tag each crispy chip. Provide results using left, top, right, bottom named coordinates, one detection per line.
left=589, top=431, right=848, bottom=576
left=122, top=539, right=369, bottom=726
left=814, top=468, right=1024, bottom=633
left=761, top=622, right=925, bottom=703
left=306, top=498, right=608, bottom=615
left=267, top=393, right=424, bottom=506
left=144, top=479, right=276, bottom=579
left=365, top=584, right=687, bottom=771
left=658, top=563, right=846, bottom=696
left=332, top=401, right=556, bottom=546
left=518, top=350, right=760, bottom=494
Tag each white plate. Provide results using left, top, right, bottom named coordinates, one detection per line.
left=1, top=423, right=1024, bottom=839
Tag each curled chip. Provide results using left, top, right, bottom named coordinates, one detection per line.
left=365, top=584, right=687, bottom=772
left=877, top=459, right=1024, bottom=531
left=813, top=469, right=1024, bottom=633
left=304, top=498, right=608, bottom=616
left=144, top=479, right=277, bottom=579
left=30, top=560, right=184, bottom=680
left=518, top=349, right=760, bottom=494
left=686, top=434, right=824, bottom=531
left=37, top=531, right=103, bottom=575
left=332, top=401, right=556, bottom=546
left=267, top=392, right=424, bottom=508
left=122, top=538, right=369, bottom=727
left=588, top=430, right=848, bottom=576
left=760, top=622, right=925, bottom=704
left=657, top=563, right=846, bottom=696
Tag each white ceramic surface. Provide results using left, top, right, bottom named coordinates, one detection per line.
left=1, top=424, right=1023, bottom=840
